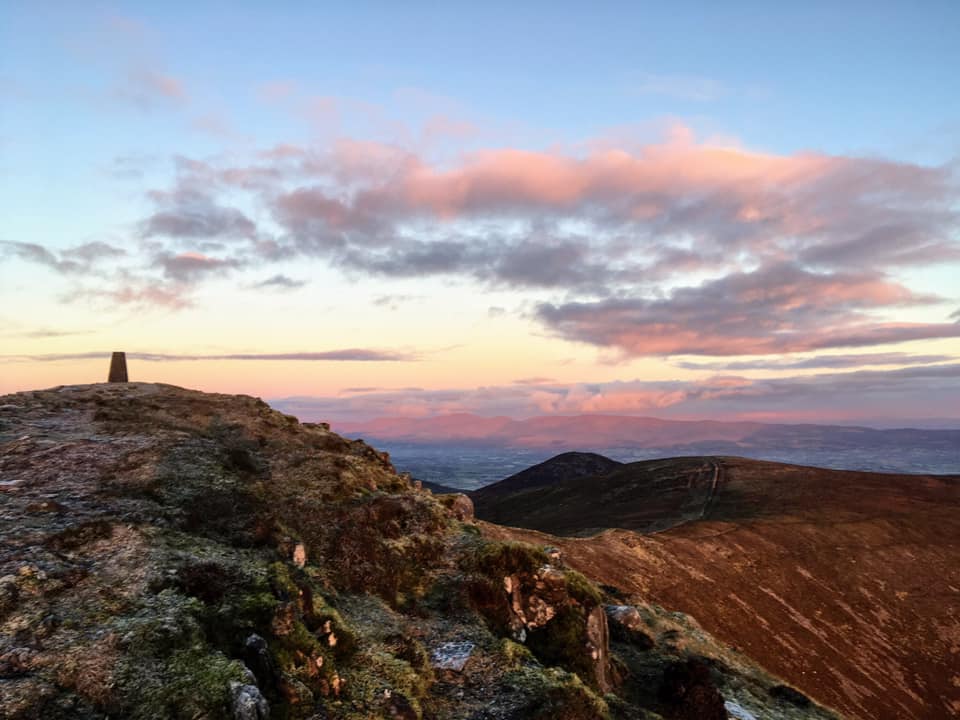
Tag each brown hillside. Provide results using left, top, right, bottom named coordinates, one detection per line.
left=481, top=456, right=960, bottom=720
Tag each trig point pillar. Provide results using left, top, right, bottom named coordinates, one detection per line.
left=108, top=351, right=129, bottom=383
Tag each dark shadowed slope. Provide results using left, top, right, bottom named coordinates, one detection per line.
left=473, top=455, right=715, bottom=536
left=483, top=456, right=960, bottom=719
left=473, top=451, right=623, bottom=498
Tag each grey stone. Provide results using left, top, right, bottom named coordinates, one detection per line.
left=229, top=681, right=269, bottom=720
left=430, top=641, right=475, bottom=672
left=724, top=700, right=758, bottom=720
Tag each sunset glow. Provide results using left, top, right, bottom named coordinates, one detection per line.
left=2, top=3, right=959, bottom=426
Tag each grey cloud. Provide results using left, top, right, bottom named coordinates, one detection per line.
left=253, top=274, right=306, bottom=290
left=3, top=349, right=418, bottom=363
left=142, top=188, right=257, bottom=241
left=62, top=241, right=126, bottom=264
left=536, top=263, right=957, bottom=356
left=676, top=352, right=956, bottom=371
left=1, top=240, right=124, bottom=275
left=153, top=252, right=242, bottom=282
left=108, top=154, right=158, bottom=179
left=3, top=328, right=92, bottom=339
left=267, top=363, right=960, bottom=424
left=372, top=294, right=421, bottom=309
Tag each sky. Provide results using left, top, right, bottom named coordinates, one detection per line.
left=2, top=1, right=960, bottom=425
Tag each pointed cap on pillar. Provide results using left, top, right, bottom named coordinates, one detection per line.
left=108, top=352, right=128, bottom=383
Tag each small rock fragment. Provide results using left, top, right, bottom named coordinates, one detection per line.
left=229, top=681, right=270, bottom=720
left=725, top=700, right=758, bottom=720
left=292, top=542, right=307, bottom=568
left=430, top=641, right=475, bottom=672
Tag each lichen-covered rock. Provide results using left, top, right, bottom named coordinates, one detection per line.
left=464, top=541, right=615, bottom=693
left=605, top=605, right=654, bottom=649
left=229, top=681, right=270, bottom=720
left=429, top=641, right=474, bottom=672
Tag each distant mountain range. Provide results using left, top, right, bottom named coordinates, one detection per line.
left=338, top=412, right=960, bottom=453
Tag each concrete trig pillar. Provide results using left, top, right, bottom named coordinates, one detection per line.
left=108, top=352, right=128, bottom=383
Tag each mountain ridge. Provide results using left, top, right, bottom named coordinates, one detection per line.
left=0, top=383, right=840, bottom=720
left=336, top=412, right=960, bottom=449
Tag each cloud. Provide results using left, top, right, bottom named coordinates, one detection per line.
left=142, top=187, right=257, bottom=241
left=113, top=125, right=960, bottom=343
left=62, top=241, right=126, bottom=264
left=113, top=69, right=187, bottom=110
left=142, top=131, right=960, bottom=284
left=190, top=113, right=232, bottom=136
left=372, top=294, right=422, bottom=309
left=153, top=129, right=957, bottom=281
left=1, top=241, right=62, bottom=268
left=153, top=251, right=241, bottom=282
left=2, top=328, right=92, bottom=339
left=1, top=240, right=125, bottom=274
left=536, top=263, right=960, bottom=356
left=252, top=274, right=306, bottom=290
left=64, top=281, right=192, bottom=310
left=3, top=349, right=418, bottom=363
left=675, top=352, right=956, bottom=371
left=107, top=153, right=159, bottom=179
left=269, top=363, right=960, bottom=424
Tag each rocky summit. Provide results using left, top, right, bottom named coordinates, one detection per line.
left=1, top=383, right=837, bottom=720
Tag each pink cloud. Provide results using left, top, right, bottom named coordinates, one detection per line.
left=122, top=125, right=959, bottom=338
left=273, top=364, right=960, bottom=426
left=65, top=282, right=192, bottom=310
left=112, top=68, right=187, bottom=110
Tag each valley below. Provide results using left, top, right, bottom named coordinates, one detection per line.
left=327, top=413, right=960, bottom=490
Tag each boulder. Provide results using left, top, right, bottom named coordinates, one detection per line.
left=605, top=604, right=654, bottom=648
left=439, top=493, right=475, bottom=521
